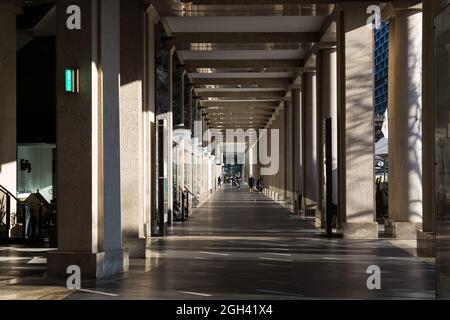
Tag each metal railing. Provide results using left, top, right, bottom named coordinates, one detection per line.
left=0, top=185, right=56, bottom=244
left=0, top=185, right=21, bottom=240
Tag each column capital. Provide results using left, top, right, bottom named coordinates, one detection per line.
left=317, top=43, right=337, bottom=51
left=0, top=0, right=23, bottom=15
left=390, top=0, right=422, bottom=10
left=302, top=69, right=316, bottom=75
left=383, top=2, right=422, bottom=20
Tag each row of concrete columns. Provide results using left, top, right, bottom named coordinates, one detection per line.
left=261, top=3, right=433, bottom=245
left=36, top=0, right=219, bottom=277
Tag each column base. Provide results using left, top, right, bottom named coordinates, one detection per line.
left=417, top=230, right=435, bottom=258
left=124, top=237, right=146, bottom=259
left=288, top=200, right=295, bottom=213
left=343, top=222, right=378, bottom=239
left=315, top=209, right=323, bottom=228
left=285, top=192, right=295, bottom=213
left=47, top=249, right=129, bottom=279
left=385, top=221, right=421, bottom=239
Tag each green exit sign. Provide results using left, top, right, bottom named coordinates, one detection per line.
left=65, top=68, right=79, bottom=93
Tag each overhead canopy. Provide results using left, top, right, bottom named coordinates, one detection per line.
left=375, top=137, right=388, bottom=156
left=161, top=1, right=338, bottom=147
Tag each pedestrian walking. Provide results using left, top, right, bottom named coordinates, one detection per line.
left=257, top=177, right=264, bottom=193
left=249, top=175, right=255, bottom=194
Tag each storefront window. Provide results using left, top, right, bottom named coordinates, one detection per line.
left=17, top=144, right=55, bottom=203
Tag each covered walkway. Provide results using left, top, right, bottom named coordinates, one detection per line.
left=0, top=0, right=449, bottom=300
left=62, top=186, right=434, bottom=300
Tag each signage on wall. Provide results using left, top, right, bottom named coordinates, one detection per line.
left=65, top=68, right=79, bottom=93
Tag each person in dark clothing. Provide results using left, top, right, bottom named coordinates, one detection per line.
left=248, top=175, right=255, bottom=193
left=257, top=177, right=264, bottom=193
left=218, top=176, right=221, bottom=188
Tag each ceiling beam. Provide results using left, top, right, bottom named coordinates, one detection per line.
left=207, top=115, right=271, bottom=119
left=209, top=118, right=269, bottom=122
left=206, top=113, right=274, bottom=118
left=165, top=32, right=320, bottom=45
left=211, top=126, right=263, bottom=129
left=201, top=100, right=278, bottom=107
left=184, top=59, right=304, bottom=70
left=193, top=78, right=293, bottom=86
left=209, top=122, right=269, bottom=126
left=207, top=113, right=271, bottom=117
left=206, top=108, right=274, bottom=112
left=197, top=90, right=286, bottom=99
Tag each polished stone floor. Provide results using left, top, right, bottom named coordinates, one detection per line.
left=0, top=185, right=436, bottom=299
left=67, top=185, right=435, bottom=300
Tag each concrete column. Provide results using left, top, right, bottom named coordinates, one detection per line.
left=167, top=46, right=175, bottom=224
left=292, top=90, right=299, bottom=193
left=101, top=0, right=123, bottom=254
left=119, top=0, right=146, bottom=258
left=244, top=148, right=250, bottom=181
left=180, top=69, right=187, bottom=126
left=266, top=120, right=273, bottom=193
left=48, top=0, right=128, bottom=278
left=320, top=48, right=338, bottom=215
left=272, top=117, right=278, bottom=196
left=304, top=72, right=318, bottom=212
left=271, top=110, right=283, bottom=200
left=144, top=5, right=158, bottom=244
left=316, top=51, right=324, bottom=227
left=189, top=86, right=194, bottom=131
left=301, top=75, right=308, bottom=212
left=0, top=2, right=21, bottom=229
left=285, top=100, right=294, bottom=210
left=268, top=118, right=272, bottom=194
left=387, top=9, right=423, bottom=239
left=292, top=89, right=303, bottom=212
left=279, top=109, right=286, bottom=200
left=337, top=3, right=378, bottom=238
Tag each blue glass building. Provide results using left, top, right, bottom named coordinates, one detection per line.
left=374, top=22, right=389, bottom=116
